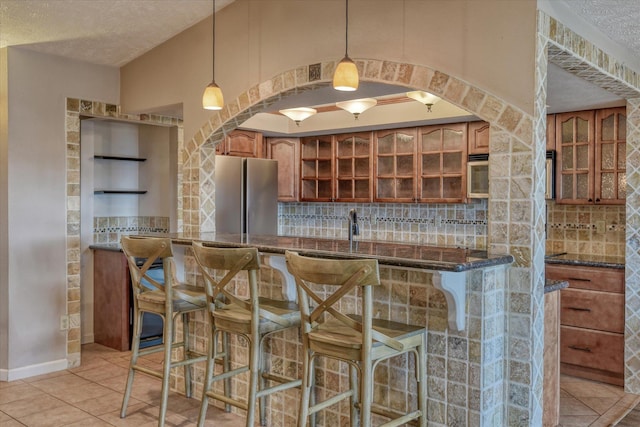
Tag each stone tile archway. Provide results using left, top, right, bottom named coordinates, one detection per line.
left=536, top=11, right=640, bottom=395
left=186, top=59, right=543, bottom=425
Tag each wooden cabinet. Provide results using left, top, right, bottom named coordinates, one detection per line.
left=595, top=107, right=626, bottom=204
left=546, top=264, right=625, bottom=386
left=467, top=121, right=490, bottom=155
left=216, top=129, right=263, bottom=157
left=94, top=249, right=131, bottom=351
left=374, top=128, right=418, bottom=202
left=265, top=137, right=300, bottom=202
left=547, top=114, right=556, bottom=151
left=374, top=125, right=468, bottom=203
left=335, top=132, right=373, bottom=202
left=418, top=123, right=467, bottom=203
left=543, top=289, right=560, bottom=427
left=300, top=135, right=334, bottom=201
left=555, top=107, right=626, bottom=204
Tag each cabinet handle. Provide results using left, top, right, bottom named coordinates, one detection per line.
left=567, top=306, right=591, bottom=312
left=596, top=199, right=600, bottom=203
left=569, top=345, right=592, bottom=353
left=588, top=198, right=593, bottom=202
left=568, top=277, right=591, bottom=282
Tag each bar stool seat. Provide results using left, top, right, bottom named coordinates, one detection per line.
left=193, top=243, right=302, bottom=427
left=119, top=236, right=208, bottom=427
left=285, top=250, right=427, bottom=427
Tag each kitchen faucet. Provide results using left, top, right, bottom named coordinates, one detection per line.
left=348, top=209, right=359, bottom=242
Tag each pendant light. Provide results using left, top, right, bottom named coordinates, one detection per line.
left=279, top=107, right=317, bottom=126
left=406, top=91, right=441, bottom=112
left=202, top=0, right=224, bottom=110
left=336, top=98, right=377, bottom=120
left=333, top=0, right=358, bottom=91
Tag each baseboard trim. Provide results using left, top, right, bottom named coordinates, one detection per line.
left=82, top=333, right=94, bottom=345
left=0, top=358, right=68, bottom=381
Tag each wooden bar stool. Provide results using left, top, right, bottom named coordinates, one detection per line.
left=119, top=236, right=208, bottom=427
left=192, top=243, right=302, bottom=427
left=285, top=250, right=427, bottom=427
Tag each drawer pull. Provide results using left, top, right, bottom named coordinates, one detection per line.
left=567, top=306, right=591, bottom=312
left=568, top=277, right=591, bottom=282
left=569, top=345, right=592, bottom=353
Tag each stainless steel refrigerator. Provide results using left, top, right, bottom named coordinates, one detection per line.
left=214, top=155, right=278, bottom=235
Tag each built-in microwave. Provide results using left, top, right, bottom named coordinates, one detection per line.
left=467, top=154, right=489, bottom=199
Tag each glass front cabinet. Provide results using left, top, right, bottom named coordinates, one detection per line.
left=556, top=107, right=626, bottom=205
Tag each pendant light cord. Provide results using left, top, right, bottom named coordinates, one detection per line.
left=212, top=0, right=216, bottom=81
left=344, top=0, right=349, bottom=57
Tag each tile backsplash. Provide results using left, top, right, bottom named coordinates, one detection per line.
left=93, top=216, right=169, bottom=244
left=545, top=202, right=625, bottom=256
left=278, top=200, right=488, bottom=249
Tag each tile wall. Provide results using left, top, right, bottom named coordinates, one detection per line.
left=191, top=262, right=507, bottom=427
left=545, top=202, right=626, bottom=256
left=278, top=201, right=488, bottom=249
left=92, top=216, right=170, bottom=244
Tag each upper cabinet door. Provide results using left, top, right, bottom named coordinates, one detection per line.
left=555, top=110, right=595, bottom=204
left=374, top=128, right=418, bottom=203
left=300, top=135, right=334, bottom=202
left=418, top=123, right=468, bottom=203
left=595, top=107, right=626, bottom=205
left=265, top=137, right=300, bottom=202
left=334, top=132, right=373, bottom=202
left=467, top=121, right=490, bottom=155
left=218, top=129, right=264, bottom=157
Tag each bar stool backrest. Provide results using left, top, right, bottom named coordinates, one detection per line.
left=284, top=251, right=410, bottom=353
left=192, top=243, right=261, bottom=315
left=121, top=236, right=175, bottom=298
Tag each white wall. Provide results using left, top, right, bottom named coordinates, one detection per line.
left=0, top=48, right=9, bottom=372
left=121, top=0, right=537, bottom=143
left=1, top=47, right=118, bottom=378
left=139, top=124, right=173, bottom=218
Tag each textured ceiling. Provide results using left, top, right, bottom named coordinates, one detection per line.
left=569, top=0, right=640, bottom=56
left=0, top=0, right=232, bottom=67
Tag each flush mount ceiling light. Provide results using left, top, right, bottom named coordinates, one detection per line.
left=333, top=0, right=358, bottom=91
left=279, top=107, right=317, bottom=126
left=336, top=98, right=377, bottom=120
left=406, top=91, right=441, bottom=112
left=202, top=0, right=224, bottom=110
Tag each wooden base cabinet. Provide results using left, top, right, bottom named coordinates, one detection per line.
left=546, top=264, right=625, bottom=386
left=93, top=249, right=131, bottom=351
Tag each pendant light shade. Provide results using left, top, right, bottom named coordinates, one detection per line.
left=280, top=107, right=317, bottom=126
left=203, top=81, right=224, bottom=111
left=333, top=0, right=358, bottom=91
left=333, top=56, right=359, bottom=92
left=336, top=98, right=377, bottom=119
left=202, top=0, right=224, bottom=110
left=406, top=91, right=441, bottom=112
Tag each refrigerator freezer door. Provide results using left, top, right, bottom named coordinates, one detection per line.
left=245, top=158, right=278, bottom=235
left=215, top=156, right=244, bottom=234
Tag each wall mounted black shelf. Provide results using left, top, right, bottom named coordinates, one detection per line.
left=94, top=155, right=146, bottom=162
left=94, top=190, right=147, bottom=194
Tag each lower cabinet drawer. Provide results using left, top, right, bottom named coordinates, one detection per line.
left=561, top=288, right=625, bottom=333
left=560, top=326, right=623, bottom=374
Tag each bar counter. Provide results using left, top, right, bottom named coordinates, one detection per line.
left=92, top=233, right=515, bottom=425
left=134, top=232, right=514, bottom=272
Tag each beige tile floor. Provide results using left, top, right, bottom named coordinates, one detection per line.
left=1, top=343, right=639, bottom=426
left=0, top=343, right=245, bottom=427
left=559, top=374, right=640, bottom=427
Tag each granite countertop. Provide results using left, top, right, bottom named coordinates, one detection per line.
left=545, top=252, right=624, bottom=269
left=545, top=279, right=569, bottom=294
left=91, top=233, right=514, bottom=273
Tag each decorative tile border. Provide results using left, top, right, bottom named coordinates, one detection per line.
left=65, top=98, right=183, bottom=368
left=93, top=216, right=170, bottom=244
left=538, top=8, right=640, bottom=398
